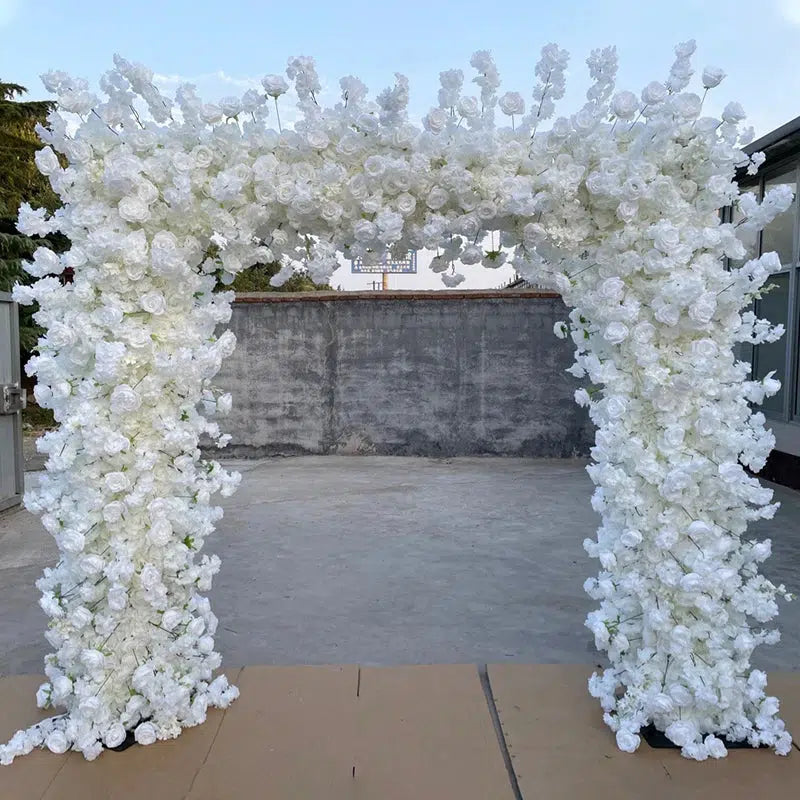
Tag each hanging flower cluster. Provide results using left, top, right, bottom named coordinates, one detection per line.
left=1, top=41, right=794, bottom=764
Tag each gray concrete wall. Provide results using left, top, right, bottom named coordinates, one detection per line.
left=216, top=291, right=593, bottom=457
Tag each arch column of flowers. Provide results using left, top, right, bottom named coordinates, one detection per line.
left=0, top=41, right=794, bottom=764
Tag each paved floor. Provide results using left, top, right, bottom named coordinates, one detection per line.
left=3, top=665, right=800, bottom=799
left=1, top=457, right=799, bottom=675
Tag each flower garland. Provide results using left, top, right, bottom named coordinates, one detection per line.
left=1, top=41, right=793, bottom=763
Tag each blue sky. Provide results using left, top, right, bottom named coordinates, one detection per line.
left=3, top=0, right=799, bottom=134
left=2, top=0, right=799, bottom=288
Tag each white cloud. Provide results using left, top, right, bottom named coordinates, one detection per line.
left=0, top=0, right=20, bottom=27
left=153, top=70, right=261, bottom=91
left=778, top=0, right=800, bottom=24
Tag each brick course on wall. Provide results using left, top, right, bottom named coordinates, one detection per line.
left=216, top=290, right=593, bottom=458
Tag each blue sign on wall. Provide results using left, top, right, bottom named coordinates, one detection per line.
left=351, top=251, right=418, bottom=274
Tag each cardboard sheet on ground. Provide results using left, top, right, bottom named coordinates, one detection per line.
left=352, top=664, right=512, bottom=799
left=0, top=675, right=69, bottom=799
left=488, top=663, right=800, bottom=800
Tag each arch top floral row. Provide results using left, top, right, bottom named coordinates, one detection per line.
left=2, top=40, right=795, bottom=765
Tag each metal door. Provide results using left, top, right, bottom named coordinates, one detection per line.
left=0, top=292, right=25, bottom=511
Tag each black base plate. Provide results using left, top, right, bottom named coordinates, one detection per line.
left=641, top=724, right=768, bottom=750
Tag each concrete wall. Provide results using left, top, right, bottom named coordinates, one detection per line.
left=216, top=291, right=593, bottom=458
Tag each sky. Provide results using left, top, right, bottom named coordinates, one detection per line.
left=2, top=0, right=800, bottom=290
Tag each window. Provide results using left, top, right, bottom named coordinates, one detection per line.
left=736, top=161, right=800, bottom=426
left=762, top=171, right=797, bottom=266
left=754, top=271, right=790, bottom=414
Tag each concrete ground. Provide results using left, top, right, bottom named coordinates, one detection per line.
left=1, top=456, right=799, bottom=675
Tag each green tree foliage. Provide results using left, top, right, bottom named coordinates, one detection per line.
left=230, top=262, right=331, bottom=292
left=0, top=80, right=67, bottom=354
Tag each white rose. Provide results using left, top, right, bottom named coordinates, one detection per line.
left=192, top=145, right=214, bottom=169
left=598, top=277, right=625, bottom=302
left=631, top=322, right=654, bottom=343
left=35, top=146, right=60, bottom=176
left=620, top=529, right=642, bottom=548
left=460, top=245, right=482, bottom=265
left=110, top=385, right=141, bottom=414
left=363, top=155, right=385, bottom=177
left=680, top=573, right=704, bottom=593
left=60, top=530, right=85, bottom=554
left=139, top=564, right=161, bottom=591
left=70, top=606, right=93, bottom=629
left=641, top=81, right=667, bottom=105
left=118, top=195, right=151, bottom=223
left=611, top=91, right=639, bottom=120
left=80, top=554, right=105, bottom=575
left=603, top=322, right=629, bottom=344
left=140, top=291, right=167, bottom=315
left=94, top=305, right=124, bottom=328
left=104, top=433, right=130, bottom=456
left=262, top=75, right=288, bottom=97
left=673, top=93, right=702, bottom=119
left=108, top=585, right=128, bottom=611
left=27, top=247, right=63, bottom=277
left=81, top=649, right=105, bottom=671
left=219, top=96, right=241, bottom=118
left=52, top=675, right=73, bottom=702
left=688, top=293, right=717, bottom=325
left=423, top=107, right=448, bottom=134
left=105, top=472, right=130, bottom=494
left=498, top=92, right=525, bottom=116
left=457, top=96, right=480, bottom=117
left=427, top=187, right=449, bottom=210
left=353, top=219, right=377, bottom=242
left=306, top=129, right=329, bottom=149
left=652, top=223, right=681, bottom=253
left=395, top=193, right=416, bottom=216
left=616, top=730, right=640, bottom=753
left=704, top=735, right=727, bottom=759
left=616, top=201, right=638, bottom=223
left=691, top=339, right=717, bottom=360
left=722, top=102, right=746, bottom=123
left=702, top=66, right=725, bottom=89
left=104, top=723, right=127, bottom=749
left=148, top=517, right=173, bottom=547
left=162, top=609, right=183, bottom=631
left=605, top=396, right=627, bottom=419
left=665, top=721, right=698, bottom=748
left=134, top=722, right=158, bottom=746
left=45, top=730, right=69, bottom=754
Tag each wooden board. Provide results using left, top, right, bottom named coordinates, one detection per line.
left=187, top=665, right=359, bottom=800
left=41, top=669, right=241, bottom=800
left=488, top=663, right=800, bottom=800
left=353, top=664, right=514, bottom=800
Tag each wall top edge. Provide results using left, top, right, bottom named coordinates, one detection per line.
left=232, top=290, right=562, bottom=304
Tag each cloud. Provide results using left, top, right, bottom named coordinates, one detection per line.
left=153, top=70, right=261, bottom=91
left=0, top=0, right=20, bottom=27
left=778, top=0, right=800, bottom=24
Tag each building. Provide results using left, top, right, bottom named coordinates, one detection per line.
left=736, top=117, right=800, bottom=488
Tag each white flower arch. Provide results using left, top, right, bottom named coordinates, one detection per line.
left=2, top=41, right=795, bottom=764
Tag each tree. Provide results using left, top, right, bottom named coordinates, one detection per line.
left=0, top=81, right=67, bottom=353
left=230, top=261, right=331, bottom=292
